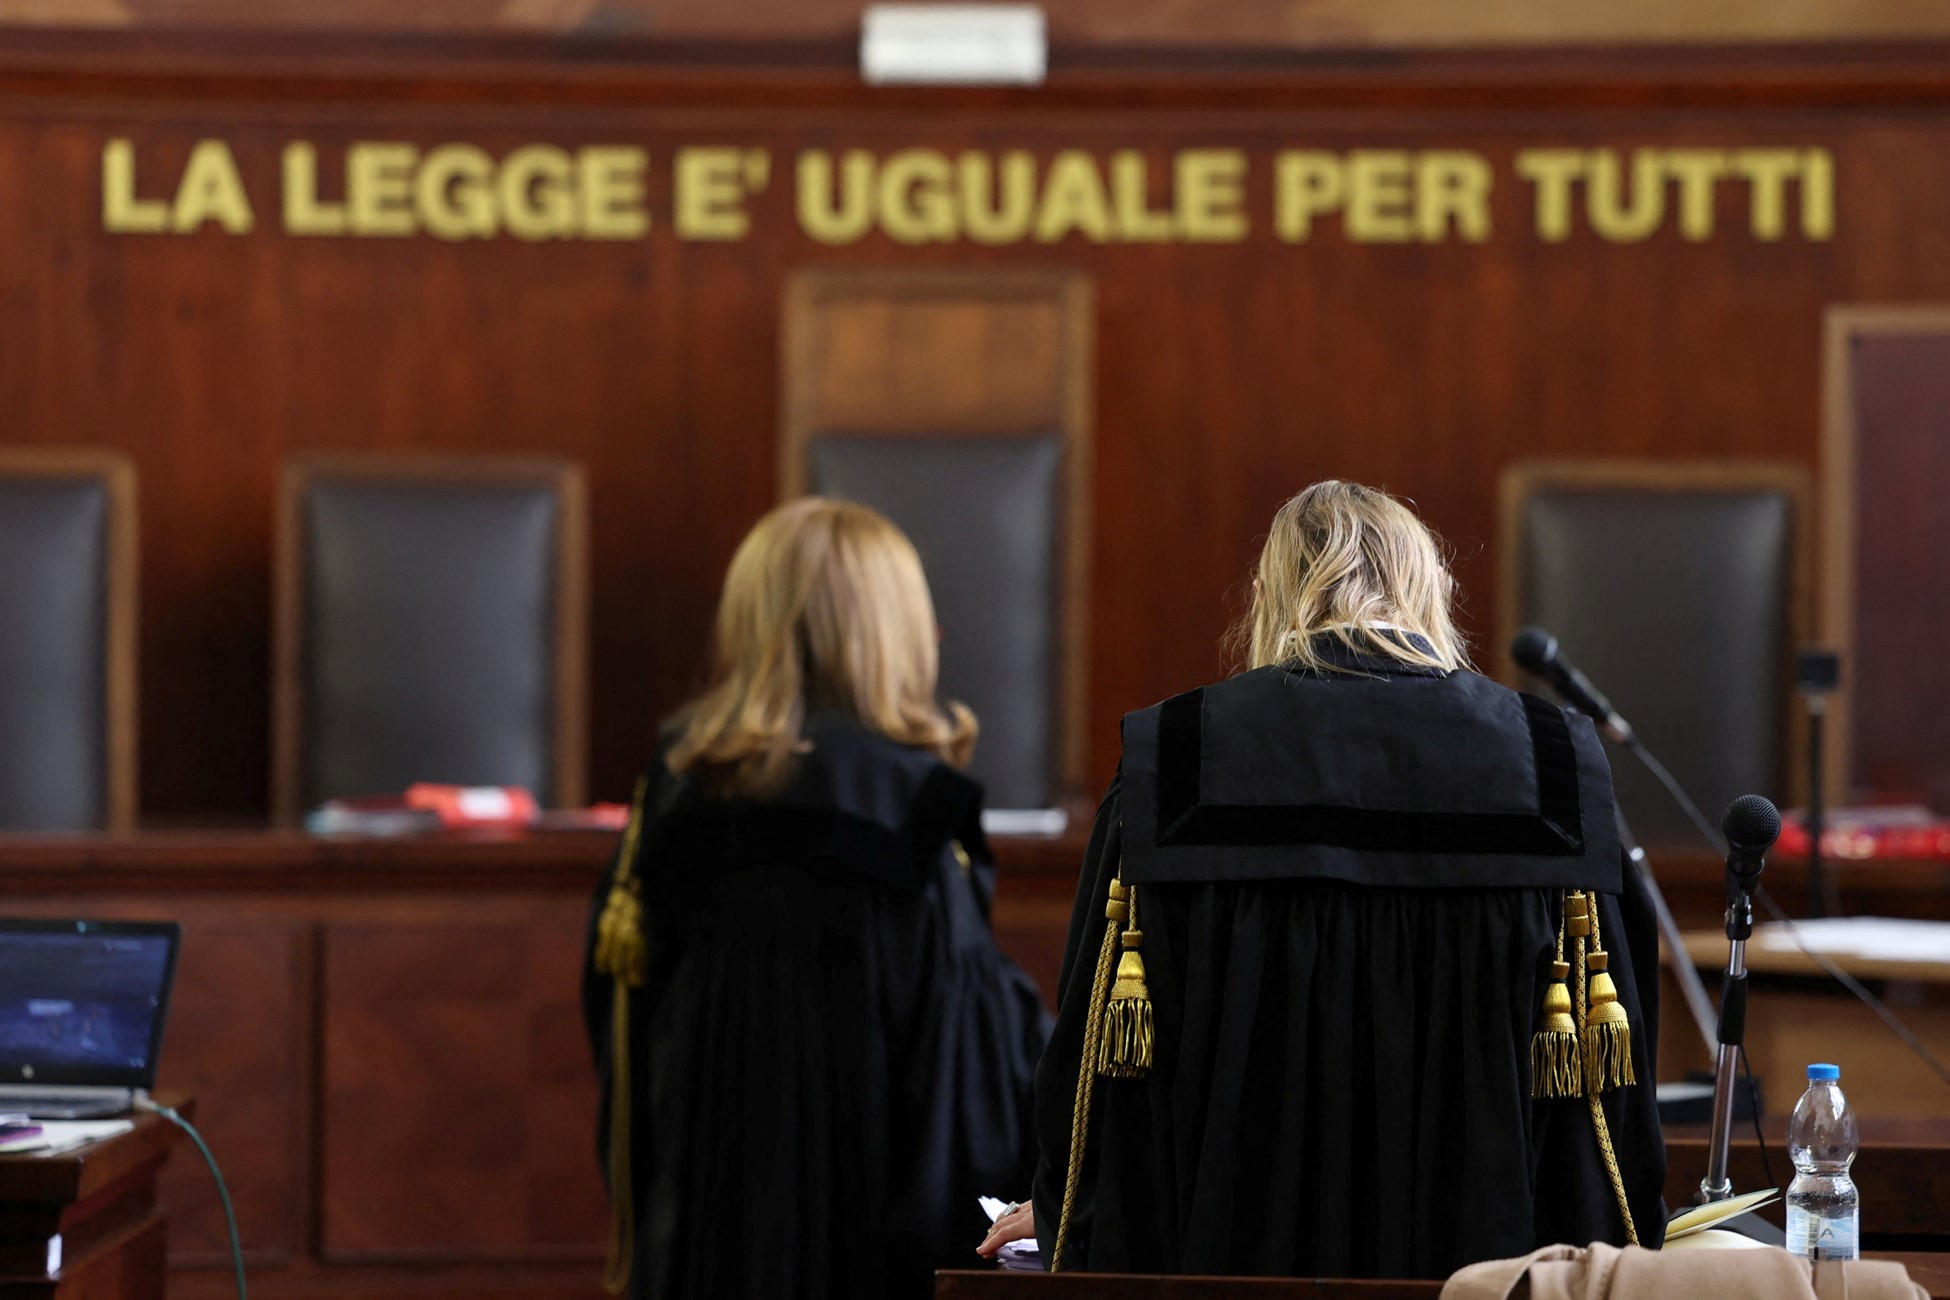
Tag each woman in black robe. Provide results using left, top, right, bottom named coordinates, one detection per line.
left=585, top=497, right=1050, bottom=1300
left=981, top=480, right=1667, bottom=1279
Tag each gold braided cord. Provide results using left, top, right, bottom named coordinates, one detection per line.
left=1052, top=880, right=1124, bottom=1272
left=1574, top=923, right=1638, bottom=1246
left=599, top=778, right=651, bottom=1295
left=1586, top=1084, right=1640, bottom=1247
left=602, top=985, right=637, bottom=1293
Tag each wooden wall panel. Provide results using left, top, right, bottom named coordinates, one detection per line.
left=0, top=45, right=1947, bottom=824
left=1822, top=311, right=1950, bottom=810
left=6, top=0, right=1950, bottom=48
left=319, top=913, right=605, bottom=1260
left=153, top=919, right=313, bottom=1266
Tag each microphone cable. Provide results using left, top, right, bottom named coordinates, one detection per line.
left=1740, top=1047, right=1777, bottom=1191
left=134, top=1096, right=247, bottom=1300
left=1624, top=734, right=1950, bottom=1092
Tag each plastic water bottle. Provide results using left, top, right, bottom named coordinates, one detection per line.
left=1786, top=1062, right=1860, bottom=1261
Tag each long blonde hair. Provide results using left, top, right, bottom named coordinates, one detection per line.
left=1233, top=480, right=1470, bottom=675
left=668, top=497, right=977, bottom=797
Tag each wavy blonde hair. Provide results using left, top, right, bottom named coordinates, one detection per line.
left=1233, top=480, right=1470, bottom=675
left=668, top=497, right=977, bottom=797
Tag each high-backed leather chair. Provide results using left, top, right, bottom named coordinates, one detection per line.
left=1500, top=461, right=1808, bottom=849
left=782, top=269, right=1093, bottom=811
left=273, top=456, right=587, bottom=820
left=0, top=451, right=137, bottom=832
left=1823, top=306, right=1950, bottom=810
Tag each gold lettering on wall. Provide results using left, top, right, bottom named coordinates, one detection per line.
left=104, top=139, right=252, bottom=234
left=283, top=143, right=346, bottom=235
left=675, top=147, right=767, bottom=240
left=797, top=150, right=876, bottom=245
left=100, top=138, right=1839, bottom=245
left=1514, top=147, right=1836, bottom=243
left=172, top=141, right=254, bottom=233
left=102, top=139, right=170, bottom=233
left=1175, top=150, right=1249, bottom=242
left=791, top=148, right=1254, bottom=245
left=1275, top=150, right=1493, bottom=243
left=415, top=144, right=497, bottom=240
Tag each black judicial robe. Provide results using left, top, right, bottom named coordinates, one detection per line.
left=583, top=717, right=1051, bottom=1300
left=1030, top=644, right=1668, bottom=1280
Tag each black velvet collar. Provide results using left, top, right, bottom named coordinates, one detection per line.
left=1117, top=664, right=1622, bottom=892
left=645, top=713, right=986, bottom=891
left=1291, top=628, right=1450, bottom=678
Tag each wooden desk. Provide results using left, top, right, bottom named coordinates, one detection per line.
left=0, top=827, right=1083, bottom=1300
left=938, top=1275, right=1440, bottom=1298
left=1665, top=1117, right=1950, bottom=1249
left=0, top=1096, right=189, bottom=1299
left=1, top=828, right=1941, bottom=1300
left=938, top=1262, right=1950, bottom=1300
left=1669, top=929, right=1950, bottom=1119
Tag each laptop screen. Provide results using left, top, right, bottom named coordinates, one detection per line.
left=0, top=920, right=180, bottom=1088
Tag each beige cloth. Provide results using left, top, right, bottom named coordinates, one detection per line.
left=1441, top=1242, right=1928, bottom=1300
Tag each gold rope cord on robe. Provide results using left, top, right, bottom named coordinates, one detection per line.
left=1571, top=896, right=1639, bottom=1247
left=597, top=776, right=651, bottom=1295
left=1053, top=871, right=1128, bottom=1272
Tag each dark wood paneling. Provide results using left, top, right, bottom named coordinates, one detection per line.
left=9, top=0, right=1950, bottom=49
left=318, top=916, right=604, bottom=1261
left=8, top=66, right=1950, bottom=816
left=1822, top=313, right=1950, bottom=810
left=0, top=829, right=1943, bottom=1296
left=154, top=920, right=311, bottom=1265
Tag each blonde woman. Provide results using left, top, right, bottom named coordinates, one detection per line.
left=585, top=498, right=1049, bottom=1300
left=980, top=481, right=1666, bottom=1278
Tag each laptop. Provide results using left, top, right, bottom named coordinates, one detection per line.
left=0, top=919, right=181, bottom=1119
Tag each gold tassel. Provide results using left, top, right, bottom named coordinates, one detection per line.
left=595, top=877, right=647, bottom=987
left=1531, top=891, right=1584, bottom=1099
left=1582, top=894, right=1636, bottom=1093
left=1096, top=879, right=1153, bottom=1078
left=1531, top=960, right=1584, bottom=1099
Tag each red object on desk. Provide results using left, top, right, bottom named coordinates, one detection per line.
left=402, top=784, right=540, bottom=828
left=1776, top=809, right=1950, bottom=862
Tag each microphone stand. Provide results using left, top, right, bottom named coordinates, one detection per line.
left=1701, top=853, right=1763, bottom=1203
left=1616, top=806, right=1717, bottom=1056
left=1805, top=690, right=1838, bottom=919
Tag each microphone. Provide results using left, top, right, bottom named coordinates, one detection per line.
left=1510, top=626, right=1635, bottom=743
left=1722, top=793, right=1782, bottom=886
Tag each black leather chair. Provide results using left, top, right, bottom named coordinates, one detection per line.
left=1500, top=461, right=1808, bottom=850
left=273, top=457, right=587, bottom=819
left=0, top=452, right=137, bottom=832
left=809, top=436, right=1065, bottom=810
left=783, top=269, right=1093, bottom=811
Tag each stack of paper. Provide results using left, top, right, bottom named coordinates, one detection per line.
left=1663, top=1188, right=1781, bottom=1242
left=0, top=1119, right=134, bottom=1155
left=0, top=1115, right=41, bottom=1151
left=978, top=1196, right=1044, bottom=1272
left=1753, top=917, right=1950, bottom=965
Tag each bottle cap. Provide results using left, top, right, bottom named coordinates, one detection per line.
left=1807, top=1062, right=1841, bottom=1081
